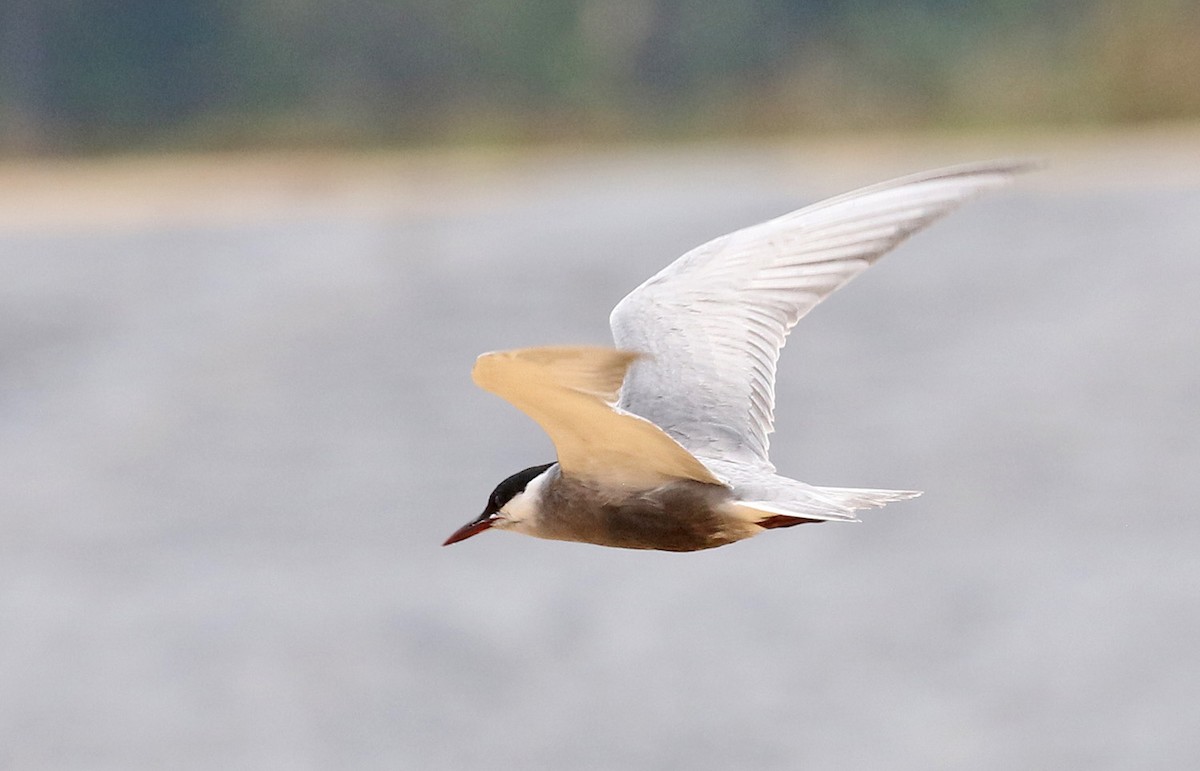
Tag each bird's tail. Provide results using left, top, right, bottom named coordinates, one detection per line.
left=815, top=485, right=922, bottom=511
left=733, top=485, right=921, bottom=528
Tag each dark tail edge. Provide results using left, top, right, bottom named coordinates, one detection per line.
left=756, top=514, right=826, bottom=529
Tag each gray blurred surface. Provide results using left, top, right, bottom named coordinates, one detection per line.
left=1, top=138, right=1198, bottom=769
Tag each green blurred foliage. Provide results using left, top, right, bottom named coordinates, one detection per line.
left=1, top=0, right=1197, bottom=154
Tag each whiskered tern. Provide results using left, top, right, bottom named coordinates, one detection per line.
left=445, top=161, right=1027, bottom=551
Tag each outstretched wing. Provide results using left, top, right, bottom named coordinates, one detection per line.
left=472, top=346, right=723, bottom=487
left=610, top=160, right=1030, bottom=465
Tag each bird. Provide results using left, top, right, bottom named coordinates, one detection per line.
left=444, top=161, right=1028, bottom=552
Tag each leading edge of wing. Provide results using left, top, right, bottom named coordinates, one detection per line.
left=472, top=346, right=723, bottom=487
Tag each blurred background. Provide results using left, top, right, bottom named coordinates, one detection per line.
left=1, top=1, right=1199, bottom=769
left=3, top=0, right=1200, bottom=153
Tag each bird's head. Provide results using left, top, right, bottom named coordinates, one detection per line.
left=443, top=462, right=555, bottom=546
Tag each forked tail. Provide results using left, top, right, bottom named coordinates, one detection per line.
left=816, top=485, right=922, bottom=511
left=734, top=485, right=921, bottom=528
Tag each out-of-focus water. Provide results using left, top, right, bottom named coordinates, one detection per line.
left=1, top=138, right=1198, bottom=769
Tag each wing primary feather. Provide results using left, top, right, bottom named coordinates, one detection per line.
left=612, top=160, right=1031, bottom=463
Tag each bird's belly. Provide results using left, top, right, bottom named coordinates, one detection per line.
left=538, top=478, right=755, bottom=552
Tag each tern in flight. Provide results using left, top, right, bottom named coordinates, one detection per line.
left=445, top=161, right=1026, bottom=551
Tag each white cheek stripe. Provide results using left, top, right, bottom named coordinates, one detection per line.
left=501, top=468, right=552, bottom=524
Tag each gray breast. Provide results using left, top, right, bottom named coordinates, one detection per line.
left=537, top=472, right=744, bottom=552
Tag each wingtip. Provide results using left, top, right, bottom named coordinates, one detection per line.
left=920, top=157, right=1043, bottom=186
left=981, top=157, right=1045, bottom=183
